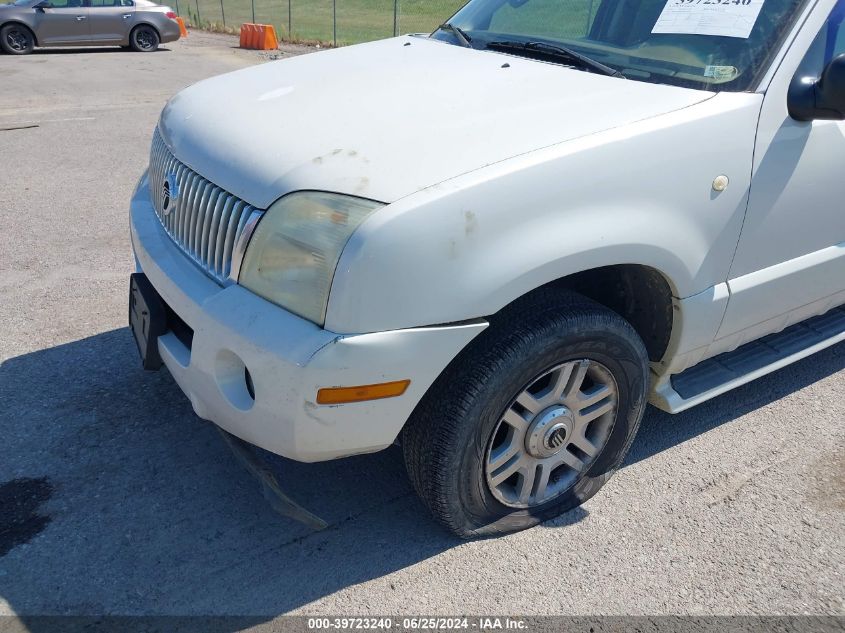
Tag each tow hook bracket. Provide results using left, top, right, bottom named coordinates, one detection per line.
left=217, top=428, right=329, bottom=531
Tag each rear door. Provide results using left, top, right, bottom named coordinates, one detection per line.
left=87, top=0, right=135, bottom=42
left=34, top=0, right=90, bottom=44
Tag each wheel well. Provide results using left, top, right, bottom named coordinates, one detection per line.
left=131, top=22, right=161, bottom=38
left=1, top=21, right=38, bottom=45
left=495, top=265, right=675, bottom=362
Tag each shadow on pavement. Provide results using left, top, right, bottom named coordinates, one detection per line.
left=0, top=328, right=842, bottom=621
left=626, top=340, right=844, bottom=466
left=0, top=329, right=459, bottom=620
left=28, top=47, right=171, bottom=55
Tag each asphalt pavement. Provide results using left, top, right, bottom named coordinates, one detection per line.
left=0, top=31, right=843, bottom=620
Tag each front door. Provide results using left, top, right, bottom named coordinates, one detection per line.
left=33, top=0, right=89, bottom=44
left=87, top=0, right=135, bottom=42
left=717, top=0, right=845, bottom=342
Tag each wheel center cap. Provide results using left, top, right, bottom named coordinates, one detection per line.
left=525, top=406, right=573, bottom=458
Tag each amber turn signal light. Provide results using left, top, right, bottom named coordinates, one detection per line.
left=316, top=380, right=411, bottom=405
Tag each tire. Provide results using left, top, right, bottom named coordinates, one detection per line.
left=129, top=24, right=159, bottom=52
left=0, top=23, right=35, bottom=55
left=402, top=289, right=649, bottom=538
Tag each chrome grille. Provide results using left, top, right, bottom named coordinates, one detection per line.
left=148, top=128, right=262, bottom=285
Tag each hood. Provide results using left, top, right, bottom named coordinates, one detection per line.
left=159, top=36, right=712, bottom=208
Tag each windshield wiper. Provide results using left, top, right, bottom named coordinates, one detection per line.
left=437, top=22, right=473, bottom=48
left=487, top=40, right=624, bottom=78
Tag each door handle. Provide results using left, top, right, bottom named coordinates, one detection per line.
left=75, top=14, right=86, bottom=19
left=122, top=13, right=131, bottom=17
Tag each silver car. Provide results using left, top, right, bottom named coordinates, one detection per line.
left=0, top=0, right=180, bottom=54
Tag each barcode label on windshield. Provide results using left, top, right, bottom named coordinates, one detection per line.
left=652, top=0, right=766, bottom=39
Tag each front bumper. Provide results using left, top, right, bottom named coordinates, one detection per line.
left=130, top=173, right=487, bottom=462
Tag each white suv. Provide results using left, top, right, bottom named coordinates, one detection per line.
left=129, top=0, right=845, bottom=536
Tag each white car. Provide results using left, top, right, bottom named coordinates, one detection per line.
left=129, top=0, right=845, bottom=537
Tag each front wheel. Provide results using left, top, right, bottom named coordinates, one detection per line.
left=129, top=25, right=159, bottom=52
left=0, top=24, right=35, bottom=55
left=402, top=290, right=649, bottom=537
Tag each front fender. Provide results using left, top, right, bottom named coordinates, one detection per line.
left=326, top=91, right=763, bottom=334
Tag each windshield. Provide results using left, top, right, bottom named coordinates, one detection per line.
left=433, top=0, right=810, bottom=91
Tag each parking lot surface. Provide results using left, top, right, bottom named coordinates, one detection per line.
left=0, top=33, right=843, bottom=618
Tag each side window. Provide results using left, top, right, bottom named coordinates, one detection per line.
left=43, top=0, right=71, bottom=7
left=89, top=0, right=131, bottom=6
left=796, top=2, right=845, bottom=77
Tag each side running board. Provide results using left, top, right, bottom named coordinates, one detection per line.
left=654, top=304, right=845, bottom=413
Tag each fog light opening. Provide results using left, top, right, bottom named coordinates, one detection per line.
left=214, top=350, right=255, bottom=412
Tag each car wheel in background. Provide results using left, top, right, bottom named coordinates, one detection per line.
left=0, top=24, right=35, bottom=55
left=129, top=25, right=160, bottom=52
left=402, top=289, right=650, bottom=537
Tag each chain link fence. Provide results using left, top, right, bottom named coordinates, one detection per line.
left=173, top=0, right=466, bottom=45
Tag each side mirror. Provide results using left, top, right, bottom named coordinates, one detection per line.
left=789, top=53, right=845, bottom=121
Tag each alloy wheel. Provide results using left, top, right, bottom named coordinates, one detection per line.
left=484, top=359, right=618, bottom=508
left=135, top=28, right=155, bottom=50
left=6, top=28, right=29, bottom=52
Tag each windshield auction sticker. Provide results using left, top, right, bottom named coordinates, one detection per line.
left=652, top=0, right=766, bottom=39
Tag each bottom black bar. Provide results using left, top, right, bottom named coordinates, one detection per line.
left=0, top=616, right=842, bottom=633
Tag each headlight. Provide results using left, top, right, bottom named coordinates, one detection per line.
left=238, top=191, right=384, bottom=325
